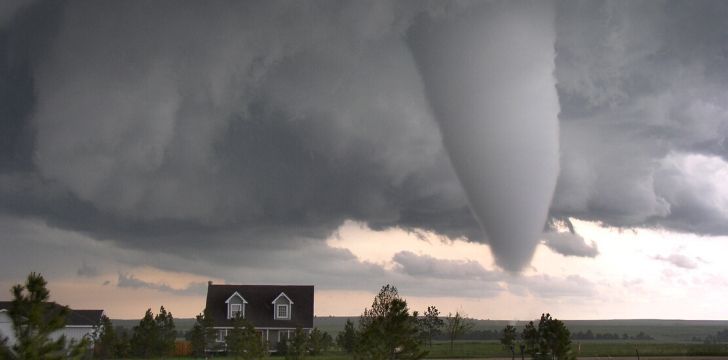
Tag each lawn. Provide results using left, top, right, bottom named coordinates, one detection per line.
left=123, top=341, right=728, bottom=359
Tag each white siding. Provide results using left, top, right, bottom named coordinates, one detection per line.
left=0, top=312, right=14, bottom=347
left=0, top=315, right=94, bottom=348
left=51, top=326, right=95, bottom=344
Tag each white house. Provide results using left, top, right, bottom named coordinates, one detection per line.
left=0, top=301, right=103, bottom=348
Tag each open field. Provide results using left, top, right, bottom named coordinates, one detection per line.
left=112, top=317, right=728, bottom=348
left=423, top=341, right=728, bottom=358
left=311, top=317, right=728, bottom=343
left=112, top=317, right=728, bottom=343
left=113, top=341, right=728, bottom=359
left=110, top=317, right=728, bottom=358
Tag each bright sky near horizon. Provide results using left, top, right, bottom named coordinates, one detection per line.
left=2, top=1, right=728, bottom=322
left=2, top=217, right=727, bottom=320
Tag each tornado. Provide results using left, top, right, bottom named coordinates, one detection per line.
left=408, top=1, right=560, bottom=272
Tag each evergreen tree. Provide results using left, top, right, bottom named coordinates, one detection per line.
left=308, top=328, right=324, bottom=355
left=285, top=327, right=308, bottom=360
left=501, top=325, right=517, bottom=348
left=336, top=319, right=356, bottom=354
left=521, top=314, right=573, bottom=360
left=320, top=331, right=333, bottom=353
left=94, top=315, right=117, bottom=359
left=154, top=306, right=176, bottom=357
left=225, top=314, right=266, bottom=360
left=521, top=321, right=538, bottom=356
left=115, top=329, right=131, bottom=359
left=130, top=309, right=158, bottom=358
left=354, top=285, right=427, bottom=360
left=188, top=309, right=215, bottom=357
left=501, top=325, right=518, bottom=360
left=2, top=272, right=89, bottom=360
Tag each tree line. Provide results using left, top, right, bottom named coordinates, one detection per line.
left=571, top=330, right=654, bottom=341
left=694, top=329, right=728, bottom=344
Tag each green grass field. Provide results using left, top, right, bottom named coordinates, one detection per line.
left=117, top=341, right=728, bottom=359
left=310, top=317, right=728, bottom=343
left=306, top=341, right=728, bottom=359
left=112, top=317, right=728, bottom=344
left=111, top=317, right=728, bottom=358
left=422, top=340, right=728, bottom=358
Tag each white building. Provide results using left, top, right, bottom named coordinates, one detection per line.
left=0, top=301, right=103, bottom=348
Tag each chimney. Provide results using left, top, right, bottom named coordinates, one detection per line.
left=208, top=280, right=213, bottom=287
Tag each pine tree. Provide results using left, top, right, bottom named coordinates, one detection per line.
left=320, top=331, right=333, bottom=352
left=94, top=315, right=118, bottom=359
left=130, top=309, right=158, bottom=358
left=501, top=325, right=517, bottom=348
left=285, top=327, right=308, bottom=360
left=355, top=285, right=427, bottom=360
left=154, top=306, right=176, bottom=357
left=226, top=314, right=266, bottom=360
left=308, top=328, right=324, bottom=355
left=189, top=309, right=215, bottom=357
left=521, top=314, right=573, bottom=360
left=115, top=329, right=131, bottom=358
left=2, top=272, right=89, bottom=360
left=336, top=319, right=356, bottom=353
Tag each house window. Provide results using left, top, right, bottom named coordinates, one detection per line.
left=277, top=304, right=289, bottom=319
left=217, top=329, right=228, bottom=342
left=230, top=303, right=243, bottom=319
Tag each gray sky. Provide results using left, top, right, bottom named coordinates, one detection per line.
left=1, top=0, right=728, bottom=319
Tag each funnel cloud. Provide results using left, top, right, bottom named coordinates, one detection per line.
left=408, top=2, right=560, bottom=271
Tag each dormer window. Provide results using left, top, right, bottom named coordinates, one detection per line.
left=277, top=304, right=289, bottom=318
left=225, top=291, right=248, bottom=319
left=230, top=304, right=243, bottom=318
left=272, top=292, right=293, bottom=320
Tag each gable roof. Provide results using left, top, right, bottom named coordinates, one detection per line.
left=225, top=291, right=248, bottom=304
left=205, top=284, right=313, bottom=328
left=0, top=301, right=103, bottom=326
left=272, top=292, right=293, bottom=304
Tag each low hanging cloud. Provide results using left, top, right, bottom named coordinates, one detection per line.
left=0, top=0, right=727, bottom=280
left=117, top=273, right=207, bottom=296
left=542, top=232, right=599, bottom=258
left=392, top=251, right=496, bottom=281
left=542, top=217, right=599, bottom=258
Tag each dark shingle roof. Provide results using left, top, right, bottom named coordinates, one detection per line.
left=0, top=301, right=103, bottom=326
left=205, top=284, right=314, bottom=328
left=66, top=309, right=104, bottom=326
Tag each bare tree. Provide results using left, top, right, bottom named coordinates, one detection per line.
left=444, top=311, right=474, bottom=353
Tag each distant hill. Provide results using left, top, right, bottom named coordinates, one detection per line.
left=111, top=317, right=728, bottom=343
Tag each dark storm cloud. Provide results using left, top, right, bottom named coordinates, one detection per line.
left=77, top=262, right=98, bottom=277
left=0, top=0, right=727, bottom=279
left=551, top=0, right=728, bottom=234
